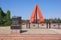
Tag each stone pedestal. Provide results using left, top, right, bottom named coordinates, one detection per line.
left=11, top=26, right=21, bottom=29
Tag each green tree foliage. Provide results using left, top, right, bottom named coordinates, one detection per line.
left=6, top=10, right=10, bottom=19
left=0, top=8, right=11, bottom=26
left=0, top=18, right=3, bottom=25
left=0, top=8, right=5, bottom=18
left=0, top=8, right=3, bottom=18
left=4, top=20, right=11, bottom=26
left=44, top=19, right=49, bottom=23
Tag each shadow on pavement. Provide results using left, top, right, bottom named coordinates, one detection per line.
left=20, top=30, right=27, bottom=33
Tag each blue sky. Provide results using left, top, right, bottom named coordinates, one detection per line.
left=0, top=0, right=61, bottom=20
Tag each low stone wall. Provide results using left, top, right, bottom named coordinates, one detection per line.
left=22, top=23, right=61, bottom=29
left=50, top=23, right=58, bottom=29
left=30, top=24, right=39, bottom=29
left=24, top=23, right=48, bottom=29
left=39, top=23, right=47, bottom=29
left=50, top=23, right=61, bottom=29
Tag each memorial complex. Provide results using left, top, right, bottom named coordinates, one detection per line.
left=0, top=1, right=61, bottom=40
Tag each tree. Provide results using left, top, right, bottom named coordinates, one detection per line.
left=0, top=8, right=5, bottom=26
left=0, top=8, right=3, bottom=18
left=44, top=19, right=49, bottom=23
left=6, top=10, right=10, bottom=19
left=0, top=19, right=7, bottom=26
left=53, top=18, right=57, bottom=23
left=0, top=8, right=11, bottom=26
left=4, top=20, right=11, bottom=26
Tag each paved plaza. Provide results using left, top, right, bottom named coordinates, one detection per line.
left=0, top=27, right=61, bottom=40
left=0, top=27, right=61, bottom=34
left=21, top=29, right=61, bottom=34
left=0, top=34, right=61, bottom=40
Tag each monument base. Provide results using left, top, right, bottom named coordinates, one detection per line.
left=11, top=26, right=21, bottom=29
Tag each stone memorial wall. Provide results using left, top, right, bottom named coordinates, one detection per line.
left=39, top=23, right=47, bottom=29
left=50, top=23, right=58, bottom=29
left=22, top=23, right=61, bottom=29
left=30, top=24, right=39, bottom=29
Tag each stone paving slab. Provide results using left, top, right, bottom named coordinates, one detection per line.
left=21, top=29, right=61, bottom=34
left=0, top=27, right=61, bottom=40
left=0, top=34, right=61, bottom=40
left=0, top=27, right=11, bottom=34
left=0, top=27, right=61, bottom=34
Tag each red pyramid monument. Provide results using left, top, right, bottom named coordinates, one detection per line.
left=30, top=4, right=44, bottom=23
